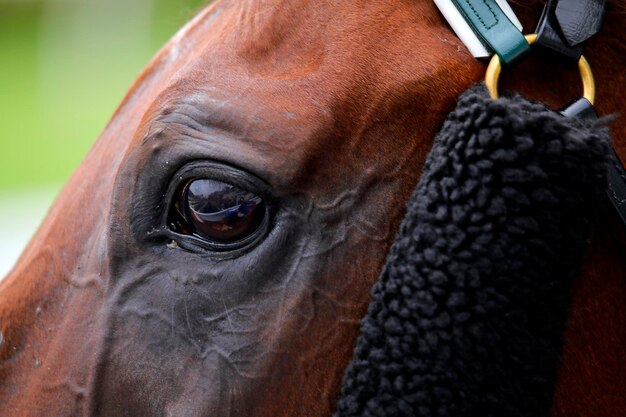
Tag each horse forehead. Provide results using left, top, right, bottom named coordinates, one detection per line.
left=125, top=0, right=466, bottom=194
left=158, top=0, right=444, bottom=114
left=144, top=56, right=437, bottom=194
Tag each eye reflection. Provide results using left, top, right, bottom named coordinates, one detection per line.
left=169, top=178, right=266, bottom=245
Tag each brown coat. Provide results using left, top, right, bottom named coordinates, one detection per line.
left=0, top=1, right=624, bottom=415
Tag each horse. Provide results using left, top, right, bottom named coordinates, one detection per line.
left=0, top=0, right=624, bottom=415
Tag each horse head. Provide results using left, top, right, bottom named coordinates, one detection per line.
left=1, top=1, right=625, bottom=416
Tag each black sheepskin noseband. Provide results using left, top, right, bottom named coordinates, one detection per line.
left=334, top=85, right=612, bottom=417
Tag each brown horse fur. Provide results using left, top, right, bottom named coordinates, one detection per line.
left=0, top=1, right=624, bottom=416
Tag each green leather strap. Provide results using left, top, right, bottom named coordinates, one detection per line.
left=450, top=0, right=530, bottom=65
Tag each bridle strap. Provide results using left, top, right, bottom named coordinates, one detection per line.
left=440, top=0, right=608, bottom=66
left=448, top=0, right=530, bottom=65
left=536, top=0, right=584, bottom=61
left=437, top=0, right=626, bottom=228
left=536, top=0, right=607, bottom=62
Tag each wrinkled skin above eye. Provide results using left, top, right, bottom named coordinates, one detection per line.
left=171, top=179, right=266, bottom=243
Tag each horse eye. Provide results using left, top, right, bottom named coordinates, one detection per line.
left=169, top=178, right=266, bottom=246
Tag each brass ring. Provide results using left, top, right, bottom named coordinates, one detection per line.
left=485, top=34, right=596, bottom=105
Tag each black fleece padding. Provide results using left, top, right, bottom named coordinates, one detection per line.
left=334, top=85, right=612, bottom=417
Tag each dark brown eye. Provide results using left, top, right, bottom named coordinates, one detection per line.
left=169, top=178, right=266, bottom=247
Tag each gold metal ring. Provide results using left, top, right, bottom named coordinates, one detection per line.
left=485, top=34, right=596, bottom=105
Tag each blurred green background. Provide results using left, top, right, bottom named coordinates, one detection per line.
left=0, top=0, right=205, bottom=276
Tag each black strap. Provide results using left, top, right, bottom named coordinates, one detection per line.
left=536, top=0, right=584, bottom=62
left=549, top=2, right=626, bottom=228
left=560, top=98, right=626, bottom=226
left=556, top=0, right=607, bottom=45
left=536, top=0, right=606, bottom=62
left=606, top=148, right=626, bottom=226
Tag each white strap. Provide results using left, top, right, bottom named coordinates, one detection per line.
left=433, top=0, right=523, bottom=59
